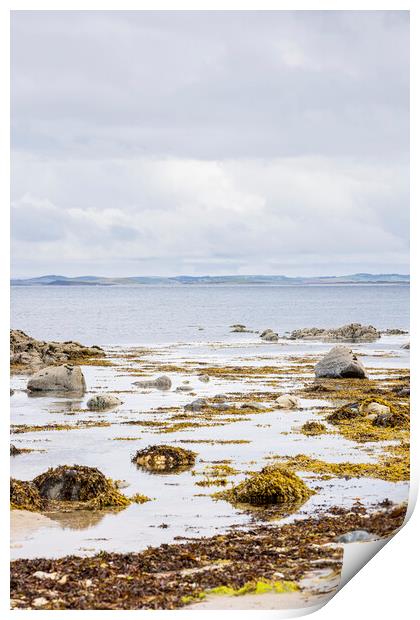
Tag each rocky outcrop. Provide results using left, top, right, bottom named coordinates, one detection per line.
left=10, top=330, right=103, bottom=372
left=184, top=398, right=208, bottom=412
left=289, top=323, right=380, bottom=342
left=276, top=394, right=301, bottom=409
left=260, top=329, right=279, bottom=342
left=27, top=364, right=86, bottom=392
left=382, top=328, right=408, bottom=336
left=87, top=394, right=122, bottom=410
left=315, top=346, right=367, bottom=379
left=133, top=375, right=172, bottom=390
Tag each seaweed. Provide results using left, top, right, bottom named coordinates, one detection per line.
left=215, top=465, right=313, bottom=507
left=300, top=421, right=327, bottom=435
left=10, top=479, right=44, bottom=511
left=132, top=445, right=197, bottom=472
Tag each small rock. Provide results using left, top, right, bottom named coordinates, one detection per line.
left=276, top=394, right=301, bottom=409
left=133, top=375, right=172, bottom=390
left=87, top=394, right=122, bottom=410
left=360, top=401, right=390, bottom=416
left=260, top=329, right=279, bottom=342
left=185, top=398, right=208, bottom=412
left=175, top=385, right=194, bottom=392
left=198, top=374, right=210, bottom=383
left=32, top=597, right=49, bottom=607
left=336, top=530, right=377, bottom=543
left=401, top=342, right=410, bottom=350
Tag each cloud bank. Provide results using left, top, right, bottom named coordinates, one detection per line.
left=11, top=10, right=409, bottom=277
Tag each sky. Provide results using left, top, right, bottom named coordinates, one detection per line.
left=11, top=10, right=409, bottom=278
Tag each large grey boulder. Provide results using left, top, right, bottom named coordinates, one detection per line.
left=87, top=394, right=122, bottom=410
left=27, top=364, right=86, bottom=392
left=315, top=346, right=367, bottom=379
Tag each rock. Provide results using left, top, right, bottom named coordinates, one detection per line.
left=396, top=387, right=410, bottom=397
left=10, top=388, right=14, bottom=396
left=27, top=364, right=86, bottom=392
left=360, top=401, right=390, bottom=416
left=185, top=398, right=208, bottom=412
left=132, top=445, right=196, bottom=472
left=32, top=597, right=49, bottom=607
left=86, top=394, right=122, bottom=410
left=10, top=444, right=22, bottom=456
left=336, top=530, right=377, bottom=543
left=198, top=374, right=210, bottom=382
left=133, top=375, right=172, bottom=390
left=33, top=571, right=60, bottom=581
left=382, top=328, right=408, bottom=335
left=401, top=342, right=410, bottom=350
left=260, top=329, right=279, bottom=342
left=10, top=329, right=103, bottom=372
left=276, top=394, right=301, bottom=409
left=327, top=402, right=364, bottom=423
left=315, top=346, right=367, bottom=379
left=230, top=324, right=251, bottom=333
left=290, top=323, right=380, bottom=342
left=175, top=385, right=194, bottom=392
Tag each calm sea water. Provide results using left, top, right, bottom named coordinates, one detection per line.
left=11, top=284, right=409, bottom=346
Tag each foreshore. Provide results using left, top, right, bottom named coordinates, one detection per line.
left=10, top=326, right=410, bottom=609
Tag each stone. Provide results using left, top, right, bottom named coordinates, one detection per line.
left=184, top=398, right=208, bottom=412
left=289, top=323, right=380, bottom=342
left=133, top=375, right=172, bottom=390
left=360, top=401, right=390, bottom=416
left=260, top=329, right=279, bottom=342
left=401, top=342, right=410, bottom=350
left=27, top=364, right=86, bottom=392
left=276, top=394, right=301, bottom=409
left=198, top=374, right=210, bottom=382
left=315, top=346, right=367, bottom=379
left=175, top=385, right=194, bottom=392
left=86, top=394, right=122, bottom=410
left=32, top=597, right=49, bottom=607
left=10, top=444, right=22, bottom=456
left=336, top=530, right=377, bottom=543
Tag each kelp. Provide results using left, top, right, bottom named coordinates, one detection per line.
left=300, top=421, right=327, bottom=435
left=10, top=479, right=44, bottom=511
left=215, top=465, right=313, bottom=507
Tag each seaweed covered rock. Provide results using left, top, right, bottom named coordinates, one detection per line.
left=276, top=394, right=300, bottom=409
left=301, top=421, right=327, bottom=435
left=32, top=465, right=130, bottom=509
left=132, top=445, right=196, bottom=472
left=327, top=402, right=364, bottom=424
left=10, top=329, right=103, bottom=372
left=133, top=375, right=172, bottom=390
left=217, top=465, right=313, bottom=507
left=27, top=364, right=86, bottom=392
left=87, top=394, right=122, bottom=411
left=10, top=478, right=44, bottom=511
left=10, top=444, right=22, bottom=456
left=290, top=323, right=380, bottom=342
left=315, top=346, right=367, bottom=379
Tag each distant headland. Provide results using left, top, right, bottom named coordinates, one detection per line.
left=10, top=273, right=410, bottom=286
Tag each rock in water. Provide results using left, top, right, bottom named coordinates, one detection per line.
left=315, top=346, right=367, bottom=379
left=289, top=323, right=380, bottom=342
left=132, top=445, right=196, bottom=472
left=276, top=394, right=301, bottom=409
left=27, top=364, right=86, bottom=392
left=260, top=329, right=279, bottom=342
left=133, top=375, right=172, bottom=390
left=87, top=394, right=122, bottom=410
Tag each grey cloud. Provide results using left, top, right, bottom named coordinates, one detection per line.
left=10, top=11, right=409, bottom=277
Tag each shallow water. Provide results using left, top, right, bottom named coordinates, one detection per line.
left=10, top=334, right=409, bottom=560
left=11, top=283, right=409, bottom=345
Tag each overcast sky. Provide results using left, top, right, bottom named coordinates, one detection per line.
left=11, top=10, right=409, bottom=277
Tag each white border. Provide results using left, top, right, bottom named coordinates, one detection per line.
left=1, top=2, right=417, bottom=618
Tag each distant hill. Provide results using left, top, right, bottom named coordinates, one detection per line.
left=10, top=273, right=410, bottom=286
